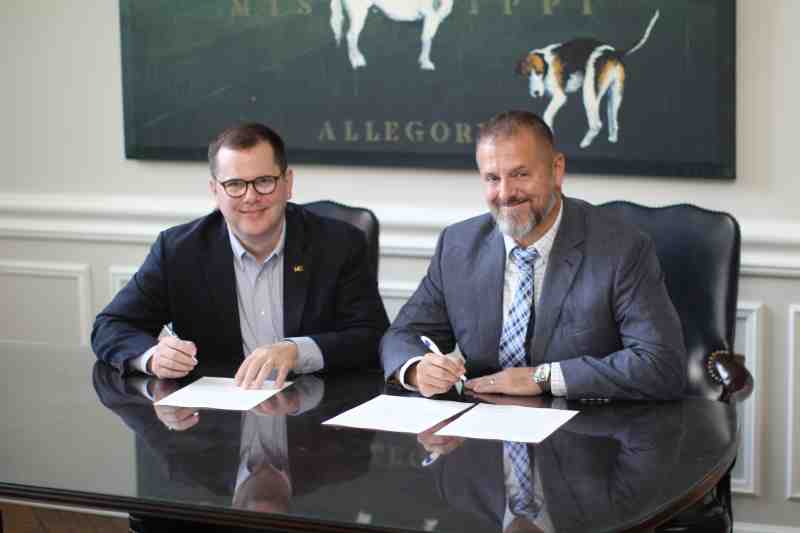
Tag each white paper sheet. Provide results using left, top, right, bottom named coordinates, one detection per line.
left=154, top=377, right=293, bottom=411
left=434, top=403, right=578, bottom=443
left=322, top=394, right=475, bottom=434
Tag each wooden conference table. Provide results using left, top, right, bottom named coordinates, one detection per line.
left=0, top=342, right=738, bottom=532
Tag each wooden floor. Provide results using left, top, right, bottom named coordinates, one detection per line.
left=0, top=502, right=127, bottom=533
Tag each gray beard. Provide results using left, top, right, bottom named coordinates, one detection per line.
left=492, top=192, right=558, bottom=241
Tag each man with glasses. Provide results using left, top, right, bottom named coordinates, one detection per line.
left=92, top=123, right=389, bottom=388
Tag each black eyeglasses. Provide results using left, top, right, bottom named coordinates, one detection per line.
left=215, top=175, right=281, bottom=198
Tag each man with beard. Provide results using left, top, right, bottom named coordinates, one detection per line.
left=380, top=110, right=687, bottom=400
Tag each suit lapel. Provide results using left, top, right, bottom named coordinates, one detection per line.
left=282, top=205, right=311, bottom=337
left=532, top=198, right=585, bottom=364
left=477, top=227, right=506, bottom=372
left=204, top=213, right=243, bottom=356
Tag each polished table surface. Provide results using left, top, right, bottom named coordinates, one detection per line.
left=0, top=341, right=739, bottom=532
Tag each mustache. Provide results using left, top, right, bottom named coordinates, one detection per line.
left=495, top=198, right=529, bottom=208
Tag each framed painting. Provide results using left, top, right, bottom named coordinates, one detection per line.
left=120, top=0, right=735, bottom=178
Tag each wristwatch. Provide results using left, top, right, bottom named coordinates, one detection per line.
left=533, top=363, right=551, bottom=393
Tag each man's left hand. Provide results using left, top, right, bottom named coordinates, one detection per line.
left=252, top=388, right=301, bottom=416
left=465, top=368, right=542, bottom=396
left=236, top=341, right=298, bottom=389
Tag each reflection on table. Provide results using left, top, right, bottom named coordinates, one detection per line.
left=91, top=362, right=736, bottom=533
left=0, top=341, right=737, bottom=533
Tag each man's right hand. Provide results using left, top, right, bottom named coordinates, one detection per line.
left=417, top=417, right=465, bottom=457
left=151, top=379, right=200, bottom=432
left=148, top=337, right=197, bottom=379
left=408, top=353, right=465, bottom=398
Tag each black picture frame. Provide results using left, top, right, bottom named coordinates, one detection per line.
left=120, top=0, right=735, bottom=178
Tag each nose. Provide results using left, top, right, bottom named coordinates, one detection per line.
left=497, top=178, right=515, bottom=203
left=242, top=182, right=260, bottom=202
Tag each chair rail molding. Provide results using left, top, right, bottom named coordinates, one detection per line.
left=3, top=194, right=797, bottom=276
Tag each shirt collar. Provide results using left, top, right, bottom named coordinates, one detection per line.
left=502, top=197, right=564, bottom=261
left=227, top=218, right=286, bottom=265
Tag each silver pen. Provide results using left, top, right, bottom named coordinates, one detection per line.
left=163, top=323, right=197, bottom=362
left=420, top=335, right=466, bottom=395
left=163, top=323, right=177, bottom=337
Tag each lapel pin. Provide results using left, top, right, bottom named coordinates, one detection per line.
left=293, top=265, right=304, bottom=273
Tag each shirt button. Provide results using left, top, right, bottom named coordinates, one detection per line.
left=260, top=310, right=265, bottom=316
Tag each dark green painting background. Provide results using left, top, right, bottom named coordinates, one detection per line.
left=120, top=0, right=735, bottom=177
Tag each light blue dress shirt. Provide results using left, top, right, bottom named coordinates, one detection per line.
left=130, top=218, right=324, bottom=375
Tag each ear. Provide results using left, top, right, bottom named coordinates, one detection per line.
left=209, top=178, right=219, bottom=206
left=284, top=168, right=294, bottom=200
left=529, top=52, right=547, bottom=78
left=553, top=152, right=566, bottom=189
left=515, top=54, right=532, bottom=76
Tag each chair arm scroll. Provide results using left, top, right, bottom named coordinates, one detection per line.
left=706, top=350, right=753, bottom=403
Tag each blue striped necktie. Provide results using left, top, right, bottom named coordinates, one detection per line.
left=499, top=246, right=539, bottom=369
left=504, top=440, right=538, bottom=520
left=499, top=247, right=540, bottom=521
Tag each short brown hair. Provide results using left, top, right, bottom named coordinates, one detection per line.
left=477, top=110, right=555, bottom=149
left=208, top=123, right=288, bottom=177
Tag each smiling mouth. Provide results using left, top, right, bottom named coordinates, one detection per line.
left=499, top=200, right=529, bottom=209
left=239, top=207, right=267, bottom=214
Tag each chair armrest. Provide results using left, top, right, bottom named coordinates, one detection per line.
left=707, top=350, right=753, bottom=403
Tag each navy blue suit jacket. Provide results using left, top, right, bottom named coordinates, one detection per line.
left=92, top=203, right=389, bottom=376
left=380, top=196, right=686, bottom=399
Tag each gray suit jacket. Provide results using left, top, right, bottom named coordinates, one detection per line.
left=380, top=196, right=687, bottom=399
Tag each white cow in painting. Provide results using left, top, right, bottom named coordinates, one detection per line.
left=330, top=0, right=454, bottom=70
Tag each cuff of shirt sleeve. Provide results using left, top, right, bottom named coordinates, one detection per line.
left=285, top=337, right=324, bottom=374
left=129, top=377, right=155, bottom=401
left=293, top=376, right=325, bottom=414
left=550, top=362, right=567, bottom=397
left=129, top=346, right=158, bottom=375
left=397, top=356, right=425, bottom=391
left=550, top=397, right=568, bottom=410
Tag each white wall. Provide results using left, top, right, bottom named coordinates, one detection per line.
left=1, top=1, right=799, bottom=530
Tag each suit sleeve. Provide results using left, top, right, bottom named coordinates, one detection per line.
left=379, top=228, right=457, bottom=380
left=91, top=233, right=172, bottom=374
left=558, top=236, right=688, bottom=400
left=307, top=228, right=390, bottom=371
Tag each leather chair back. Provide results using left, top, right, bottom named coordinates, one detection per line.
left=302, top=200, right=380, bottom=279
left=598, top=202, right=741, bottom=399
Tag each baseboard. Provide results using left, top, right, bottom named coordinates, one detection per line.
left=735, top=522, right=800, bottom=533
left=0, top=497, right=128, bottom=519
